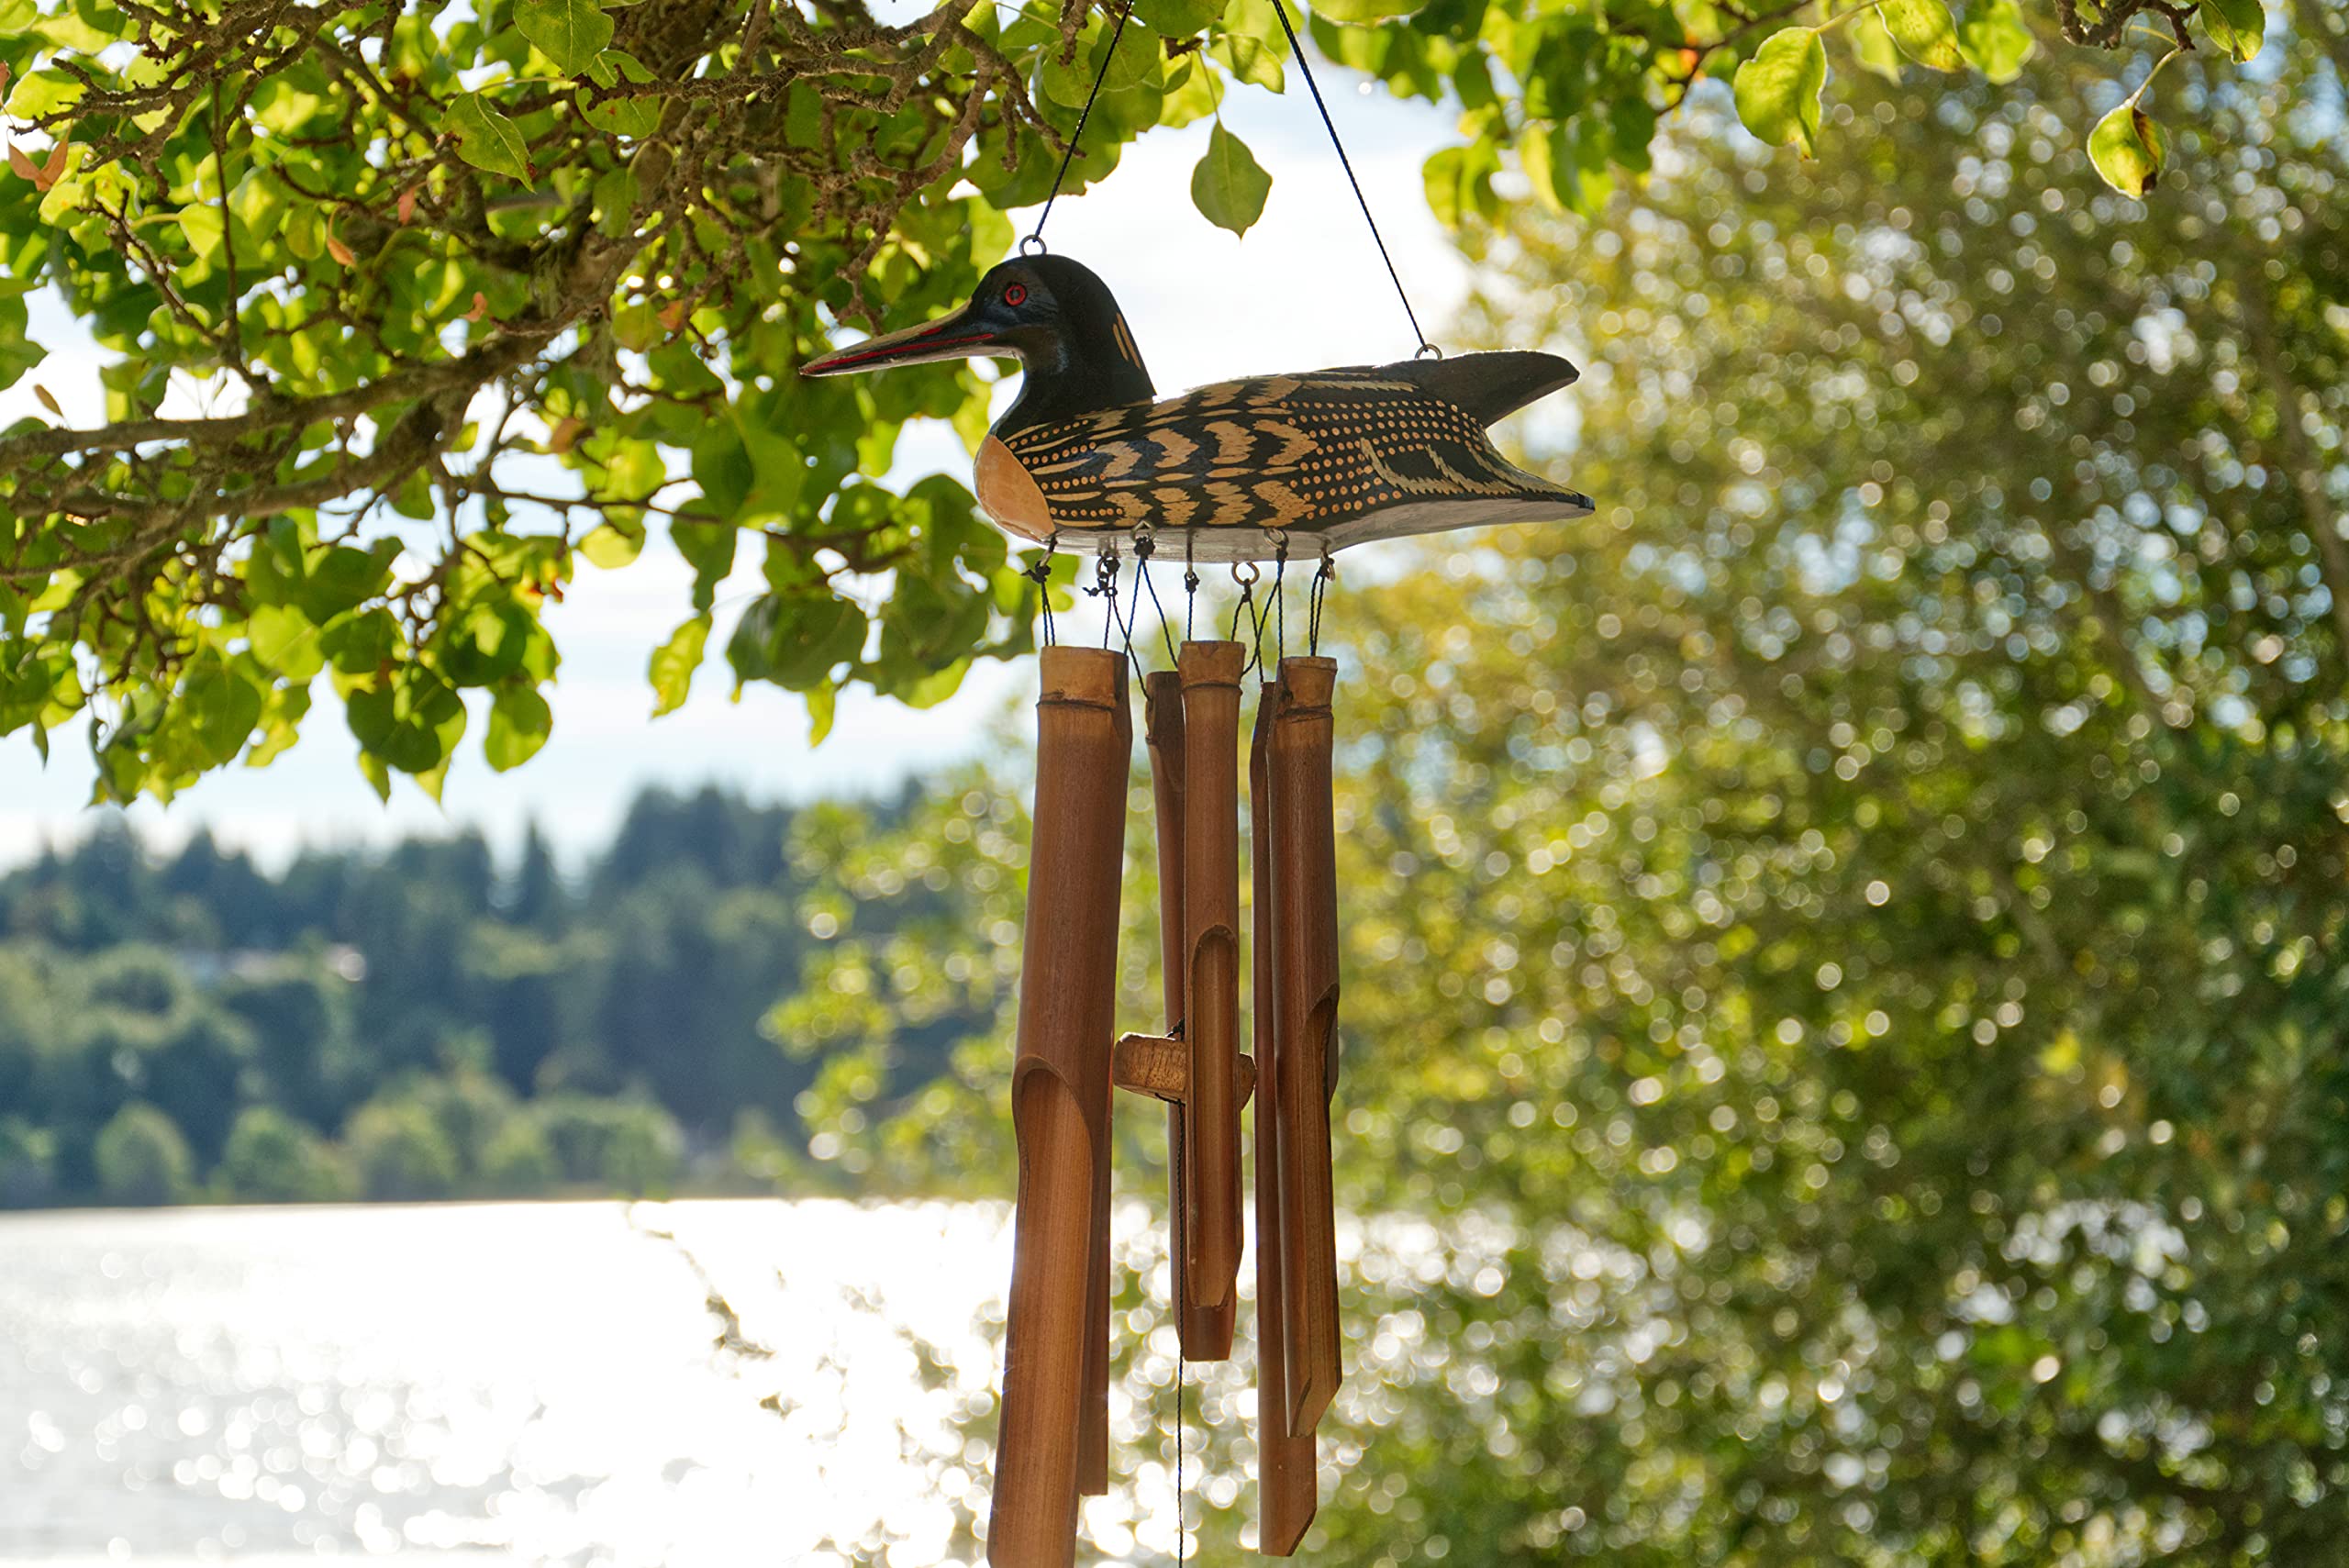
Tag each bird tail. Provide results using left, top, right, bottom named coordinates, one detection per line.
left=1388, top=350, right=1580, bottom=427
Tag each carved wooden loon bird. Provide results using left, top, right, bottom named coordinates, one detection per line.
left=801, top=255, right=1593, bottom=563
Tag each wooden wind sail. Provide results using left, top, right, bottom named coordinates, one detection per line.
left=1266, top=657, right=1343, bottom=1437
left=1252, top=677, right=1318, bottom=1552
left=1177, top=641, right=1245, bottom=1333
left=1143, top=671, right=1237, bottom=1359
left=988, top=647, right=1130, bottom=1568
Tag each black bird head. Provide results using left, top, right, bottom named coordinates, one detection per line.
left=799, top=255, right=1155, bottom=433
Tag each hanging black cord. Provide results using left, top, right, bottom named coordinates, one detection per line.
left=1272, top=539, right=1289, bottom=664
left=1025, top=0, right=1139, bottom=253
left=1230, top=562, right=1262, bottom=672
left=1086, top=550, right=1124, bottom=651
left=1264, top=0, right=1436, bottom=355
left=1025, top=543, right=1059, bottom=648
left=1308, top=550, right=1334, bottom=656
left=1134, top=535, right=1179, bottom=666
left=1175, top=1343, right=1187, bottom=1568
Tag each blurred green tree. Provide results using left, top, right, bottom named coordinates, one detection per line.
left=216, top=1104, right=353, bottom=1202
left=91, top=1100, right=193, bottom=1204
left=344, top=1093, right=464, bottom=1200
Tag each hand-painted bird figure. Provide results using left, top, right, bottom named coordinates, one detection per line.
left=801, top=255, right=1593, bottom=563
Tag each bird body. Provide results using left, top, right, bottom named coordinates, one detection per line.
left=803, top=257, right=1591, bottom=562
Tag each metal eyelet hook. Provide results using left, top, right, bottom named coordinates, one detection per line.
left=1019, top=233, right=1048, bottom=258
left=1416, top=341, right=1443, bottom=361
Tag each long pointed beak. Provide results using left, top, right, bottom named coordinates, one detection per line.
left=799, top=302, right=1004, bottom=377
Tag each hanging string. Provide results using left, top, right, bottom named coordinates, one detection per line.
left=1134, top=534, right=1179, bottom=667
left=1184, top=532, right=1202, bottom=642
left=1229, top=562, right=1262, bottom=672
left=1087, top=549, right=1124, bottom=651
left=1308, top=551, right=1334, bottom=657
left=1023, top=0, right=1431, bottom=350
left=1025, top=543, right=1059, bottom=648
left=1263, top=0, right=1436, bottom=355
left=1023, top=0, right=1138, bottom=253
left=1272, top=539, right=1290, bottom=664
left=1175, top=1343, right=1187, bottom=1568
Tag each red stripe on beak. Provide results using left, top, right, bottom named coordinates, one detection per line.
left=799, top=306, right=1001, bottom=377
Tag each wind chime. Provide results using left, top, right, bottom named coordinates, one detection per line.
left=801, top=4, right=1591, bottom=1560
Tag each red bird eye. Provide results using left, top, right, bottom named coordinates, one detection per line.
left=1003, top=284, right=1028, bottom=306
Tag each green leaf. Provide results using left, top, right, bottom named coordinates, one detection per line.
left=2088, top=100, right=2165, bottom=197
left=299, top=545, right=392, bottom=622
left=1957, top=0, right=2035, bottom=82
left=1212, top=0, right=1290, bottom=90
left=1879, top=0, right=1965, bottom=72
left=0, top=294, right=40, bottom=392
left=650, top=615, right=711, bottom=716
left=248, top=605, right=325, bottom=682
left=580, top=85, right=662, bottom=138
left=175, top=206, right=226, bottom=263
left=346, top=670, right=465, bottom=775
left=5, top=70, right=85, bottom=118
left=485, top=684, right=552, bottom=771
left=516, top=0, right=613, bottom=74
left=1311, top=0, right=1427, bottom=21
left=579, top=520, right=644, bottom=569
left=446, top=93, right=532, bottom=182
left=1135, top=0, right=1221, bottom=34
left=182, top=658, right=263, bottom=768
left=1852, top=6, right=1905, bottom=83
left=1733, top=28, right=1827, bottom=158
left=2197, top=0, right=2262, bottom=61
left=805, top=684, right=837, bottom=746
left=1191, top=122, right=1272, bottom=237
left=771, top=597, right=866, bottom=692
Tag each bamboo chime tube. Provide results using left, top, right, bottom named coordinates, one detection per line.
left=989, top=646, right=1130, bottom=1568
left=1142, top=672, right=1235, bottom=1360
left=1178, top=640, right=1245, bottom=1321
left=1267, top=655, right=1343, bottom=1439
left=1251, top=679, right=1318, bottom=1553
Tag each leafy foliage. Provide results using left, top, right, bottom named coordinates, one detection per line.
left=0, top=0, right=2305, bottom=803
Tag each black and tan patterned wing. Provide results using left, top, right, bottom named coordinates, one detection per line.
left=975, top=356, right=1594, bottom=563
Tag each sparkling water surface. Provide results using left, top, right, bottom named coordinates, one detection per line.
left=0, top=1200, right=1012, bottom=1566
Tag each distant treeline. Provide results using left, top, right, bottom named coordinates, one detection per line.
left=0, top=784, right=977, bottom=1207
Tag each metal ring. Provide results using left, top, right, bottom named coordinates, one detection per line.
left=1019, top=233, right=1048, bottom=257
left=1416, top=341, right=1443, bottom=360
left=1230, top=561, right=1261, bottom=585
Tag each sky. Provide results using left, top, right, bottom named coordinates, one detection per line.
left=0, top=66, right=1503, bottom=873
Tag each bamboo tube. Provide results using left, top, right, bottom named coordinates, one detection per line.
left=1143, top=673, right=1234, bottom=1361
left=1252, top=678, right=1317, bottom=1553
left=1267, top=655, right=1341, bottom=1439
left=1177, top=640, right=1244, bottom=1327
left=989, top=646, right=1130, bottom=1568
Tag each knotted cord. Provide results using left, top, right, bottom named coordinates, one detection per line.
left=1308, top=551, right=1334, bottom=657
left=1025, top=545, right=1059, bottom=647
left=1135, top=534, right=1181, bottom=666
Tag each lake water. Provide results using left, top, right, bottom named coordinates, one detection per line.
left=0, top=1200, right=1025, bottom=1567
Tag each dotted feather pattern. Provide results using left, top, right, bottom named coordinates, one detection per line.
left=998, top=365, right=1593, bottom=553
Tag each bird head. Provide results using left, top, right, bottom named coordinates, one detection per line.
left=799, top=254, right=1153, bottom=429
